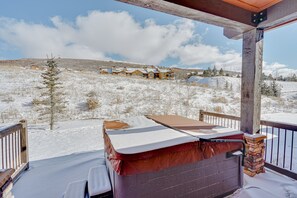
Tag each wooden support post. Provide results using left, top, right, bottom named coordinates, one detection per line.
left=241, top=28, right=263, bottom=134
left=199, top=110, right=204, bottom=121
left=19, top=120, right=29, bottom=165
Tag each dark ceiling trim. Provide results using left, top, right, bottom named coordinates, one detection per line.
left=164, top=0, right=255, bottom=27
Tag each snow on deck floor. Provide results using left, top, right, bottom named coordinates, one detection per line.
left=231, top=170, right=297, bottom=198
left=11, top=119, right=297, bottom=198
left=13, top=151, right=105, bottom=198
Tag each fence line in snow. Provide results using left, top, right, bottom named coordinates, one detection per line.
left=199, top=110, right=297, bottom=180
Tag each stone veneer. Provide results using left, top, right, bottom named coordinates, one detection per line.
left=244, top=134, right=266, bottom=177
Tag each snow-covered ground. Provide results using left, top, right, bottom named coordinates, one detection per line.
left=1, top=66, right=297, bottom=126
left=28, top=119, right=104, bottom=161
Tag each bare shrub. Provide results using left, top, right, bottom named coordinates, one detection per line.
left=211, top=96, right=228, bottom=104
left=116, top=86, right=124, bottom=90
left=213, top=106, right=223, bottom=113
left=87, top=98, right=100, bottom=110
left=32, top=98, right=46, bottom=106
left=86, top=91, right=97, bottom=98
left=1, top=95, right=14, bottom=103
left=123, top=106, right=133, bottom=114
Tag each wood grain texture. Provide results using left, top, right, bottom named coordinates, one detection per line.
left=223, top=0, right=282, bottom=12
left=0, top=169, right=14, bottom=188
left=20, top=120, right=29, bottom=164
left=240, top=28, right=263, bottom=134
left=118, top=0, right=254, bottom=33
left=260, top=0, right=297, bottom=30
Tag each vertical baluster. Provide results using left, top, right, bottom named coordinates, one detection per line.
left=8, top=134, right=11, bottom=168
left=271, top=127, right=274, bottom=164
left=290, top=131, right=294, bottom=171
left=5, top=136, right=8, bottom=169
left=17, top=130, right=20, bottom=167
left=265, top=126, right=268, bottom=161
left=14, top=131, right=17, bottom=168
left=12, top=132, right=15, bottom=169
left=1, top=138, right=4, bottom=169
left=276, top=128, right=280, bottom=166
left=283, top=129, right=287, bottom=169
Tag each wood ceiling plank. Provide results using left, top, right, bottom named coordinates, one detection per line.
left=223, top=0, right=282, bottom=12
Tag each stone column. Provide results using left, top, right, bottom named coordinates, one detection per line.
left=244, top=134, right=266, bottom=176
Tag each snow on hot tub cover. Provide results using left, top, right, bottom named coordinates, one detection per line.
left=104, top=116, right=243, bottom=176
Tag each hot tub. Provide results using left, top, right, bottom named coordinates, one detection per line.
left=104, top=115, right=243, bottom=198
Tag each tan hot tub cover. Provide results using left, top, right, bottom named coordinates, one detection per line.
left=104, top=115, right=243, bottom=176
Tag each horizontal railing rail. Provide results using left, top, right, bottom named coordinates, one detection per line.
left=0, top=120, right=29, bottom=182
left=199, top=110, right=297, bottom=180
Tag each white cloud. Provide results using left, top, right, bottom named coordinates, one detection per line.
left=263, top=62, right=297, bottom=77
left=173, top=44, right=242, bottom=71
left=0, top=11, right=194, bottom=64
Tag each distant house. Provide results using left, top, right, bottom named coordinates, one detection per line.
left=158, top=68, right=174, bottom=80
left=99, top=68, right=110, bottom=74
left=125, top=68, right=136, bottom=76
left=197, top=71, right=204, bottom=76
left=112, top=68, right=123, bottom=75
left=99, top=66, right=175, bottom=80
left=131, top=69, right=144, bottom=77
left=146, top=68, right=159, bottom=79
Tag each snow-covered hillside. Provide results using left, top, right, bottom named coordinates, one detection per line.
left=1, top=66, right=297, bottom=126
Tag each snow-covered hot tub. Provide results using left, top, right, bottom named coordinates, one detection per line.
left=104, top=115, right=243, bottom=198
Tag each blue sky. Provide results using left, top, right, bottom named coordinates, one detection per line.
left=0, top=0, right=296, bottom=76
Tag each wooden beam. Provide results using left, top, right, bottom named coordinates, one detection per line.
left=117, top=0, right=255, bottom=33
left=223, top=28, right=244, bottom=39
left=240, top=28, right=263, bottom=134
left=259, top=0, right=297, bottom=30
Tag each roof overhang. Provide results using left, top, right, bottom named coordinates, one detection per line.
left=117, top=0, right=297, bottom=39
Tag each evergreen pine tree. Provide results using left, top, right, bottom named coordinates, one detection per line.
left=292, top=74, right=297, bottom=82
left=39, top=58, right=66, bottom=130
left=207, top=67, right=212, bottom=76
left=261, top=81, right=269, bottom=95
left=271, top=80, right=281, bottom=97
left=213, top=66, right=218, bottom=76
left=219, top=68, right=224, bottom=76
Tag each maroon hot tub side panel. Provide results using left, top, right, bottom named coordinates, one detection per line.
left=106, top=153, right=243, bottom=198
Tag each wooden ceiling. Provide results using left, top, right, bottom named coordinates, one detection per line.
left=223, top=0, right=282, bottom=12
left=118, top=0, right=297, bottom=39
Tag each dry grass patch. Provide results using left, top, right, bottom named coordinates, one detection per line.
left=87, top=98, right=100, bottom=110
left=211, top=96, right=228, bottom=104
left=213, top=106, right=223, bottom=113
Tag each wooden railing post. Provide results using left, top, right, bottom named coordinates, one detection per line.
left=19, top=120, right=29, bottom=166
left=199, top=110, right=204, bottom=121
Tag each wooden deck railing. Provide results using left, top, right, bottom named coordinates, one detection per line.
left=199, top=110, right=297, bottom=180
left=0, top=120, right=29, bottom=182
